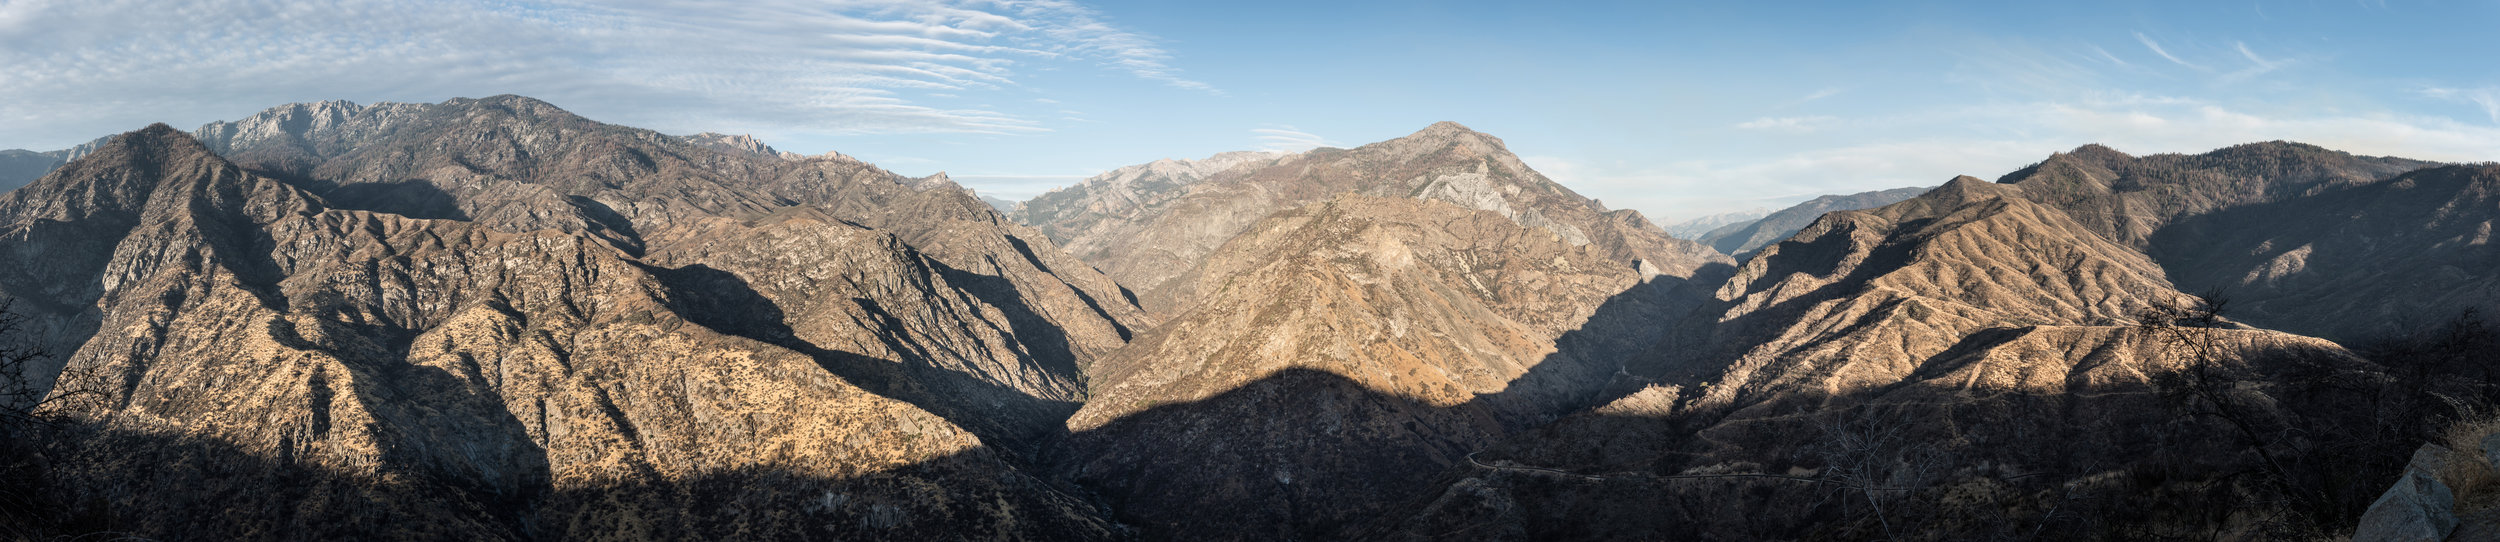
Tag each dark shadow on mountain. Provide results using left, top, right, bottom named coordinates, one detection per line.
left=14, top=320, right=2434, bottom=541
left=1006, top=233, right=1134, bottom=340
left=1051, top=260, right=1742, bottom=540
left=1358, top=339, right=2421, bottom=541
left=648, top=262, right=1076, bottom=456
left=564, top=195, right=646, bottom=257
left=2146, top=164, right=2500, bottom=344
left=282, top=178, right=473, bottom=222
left=10, top=421, right=1116, bottom=541
left=1646, top=223, right=1925, bottom=385
left=1474, top=261, right=1734, bottom=428
left=1054, top=368, right=1500, bottom=541
left=925, top=257, right=1085, bottom=392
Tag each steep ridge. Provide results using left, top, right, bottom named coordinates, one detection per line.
left=1696, top=185, right=1928, bottom=258
left=1991, top=142, right=2463, bottom=344
left=189, top=96, right=1144, bottom=405
left=1015, top=122, right=1730, bottom=315
left=1997, top=141, right=2431, bottom=249
left=6, top=125, right=1115, bottom=539
left=1663, top=177, right=2188, bottom=406
left=1366, top=175, right=2391, bottom=540
left=2152, top=164, right=2500, bottom=342
left=1058, top=194, right=1704, bottom=540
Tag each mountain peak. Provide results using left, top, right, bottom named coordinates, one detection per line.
left=95, top=123, right=220, bottom=166
left=1927, top=174, right=2020, bottom=203
left=1400, top=121, right=1501, bottom=147
left=2067, top=143, right=2132, bottom=160
left=680, top=132, right=792, bottom=159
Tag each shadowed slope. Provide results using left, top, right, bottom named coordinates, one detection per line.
left=2151, top=164, right=2500, bottom=342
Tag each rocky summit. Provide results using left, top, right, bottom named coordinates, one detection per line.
left=1, top=96, right=2495, bottom=542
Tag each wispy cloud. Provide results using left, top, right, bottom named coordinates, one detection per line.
left=0, top=0, right=1214, bottom=148
left=997, top=0, right=1220, bottom=95
left=2221, top=41, right=2292, bottom=81
left=2422, top=86, right=2500, bottom=124
left=2133, top=32, right=2207, bottom=71
left=1252, top=126, right=1333, bottom=152
left=2089, top=45, right=2132, bottom=68
left=1734, top=116, right=1841, bottom=133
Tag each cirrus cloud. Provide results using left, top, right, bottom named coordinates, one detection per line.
left=0, top=0, right=1215, bottom=149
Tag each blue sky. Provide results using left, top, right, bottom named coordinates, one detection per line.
left=2, top=0, right=2496, bottom=222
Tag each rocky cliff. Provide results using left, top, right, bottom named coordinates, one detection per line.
left=6, top=116, right=1125, bottom=538
left=1363, top=174, right=2399, bottom=540
left=1057, top=193, right=1707, bottom=539
left=1014, top=122, right=1730, bottom=316
left=189, top=96, right=1145, bottom=395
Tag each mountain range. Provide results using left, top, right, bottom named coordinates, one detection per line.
left=1, top=96, right=2491, bottom=541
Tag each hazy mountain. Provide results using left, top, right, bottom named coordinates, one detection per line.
left=969, top=195, right=1016, bottom=216
left=1695, top=185, right=1928, bottom=257
left=1013, top=149, right=1289, bottom=242
left=0, top=135, right=115, bottom=193
left=1017, top=121, right=1731, bottom=316
left=1663, top=208, right=1767, bottom=239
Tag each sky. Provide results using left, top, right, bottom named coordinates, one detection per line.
left=2, top=0, right=2497, bottom=223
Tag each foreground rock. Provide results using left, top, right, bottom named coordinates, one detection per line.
left=2352, top=445, right=2460, bottom=542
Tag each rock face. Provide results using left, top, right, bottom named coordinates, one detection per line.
left=1695, top=185, right=1928, bottom=258
left=1013, top=150, right=1288, bottom=250
left=1364, top=174, right=2388, bottom=540
left=7, top=111, right=1127, bottom=538
left=1663, top=177, right=2188, bottom=403
left=1015, top=122, right=1730, bottom=315
left=2353, top=445, right=2461, bottom=542
left=1058, top=194, right=1702, bottom=539
left=677, top=132, right=804, bottom=161
left=189, top=96, right=1145, bottom=395
left=1021, top=123, right=1729, bottom=540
